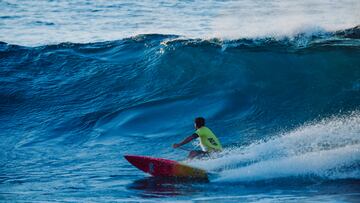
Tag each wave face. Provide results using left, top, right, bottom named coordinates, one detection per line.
left=1, top=32, right=360, bottom=201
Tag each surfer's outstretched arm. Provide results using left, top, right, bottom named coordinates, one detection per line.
left=173, top=133, right=198, bottom=148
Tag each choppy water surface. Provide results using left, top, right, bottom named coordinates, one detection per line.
left=1, top=0, right=360, bottom=202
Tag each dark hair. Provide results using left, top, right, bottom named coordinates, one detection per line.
left=195, top=117, right=205, bottom=128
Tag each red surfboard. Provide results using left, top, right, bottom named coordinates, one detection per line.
left=124, top=155, right=208, bottom=179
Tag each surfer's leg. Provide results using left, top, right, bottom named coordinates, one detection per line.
left=188, top=150, right=198, bottom=159
left=188, top=150, right=205, bottom=159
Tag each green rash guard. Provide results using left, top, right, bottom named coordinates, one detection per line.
left=195, top=126, right=223, bottom=152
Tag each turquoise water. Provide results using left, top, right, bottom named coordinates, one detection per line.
left=1, top=1, right=360, bottom=202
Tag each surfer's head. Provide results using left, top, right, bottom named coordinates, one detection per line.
left=194, top=117, right=205, bottom=129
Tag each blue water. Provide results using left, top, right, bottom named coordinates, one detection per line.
left=1, top=1, right=360, bottom=202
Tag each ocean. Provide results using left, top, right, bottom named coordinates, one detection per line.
left=1, top=0, right=360, bottom=202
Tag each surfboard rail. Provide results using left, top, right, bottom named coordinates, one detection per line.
left=124, top=155, right=208, bottom=179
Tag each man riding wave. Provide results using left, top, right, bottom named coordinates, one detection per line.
left=173, top=117, right=222, bottom=159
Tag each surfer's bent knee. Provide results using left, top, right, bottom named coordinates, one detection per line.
left=188, top=150, right=206, bottom=159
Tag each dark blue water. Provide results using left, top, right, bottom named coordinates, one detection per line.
left=1, top=29, right=360, bottom=202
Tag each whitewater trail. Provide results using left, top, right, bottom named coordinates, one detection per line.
left=189, top=111, right=360, bottom=182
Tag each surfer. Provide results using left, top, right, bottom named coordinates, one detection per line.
left=173, top=117, right=223, bottom=159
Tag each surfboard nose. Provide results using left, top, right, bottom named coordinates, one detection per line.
left=124, top=155, right=139, bottom=166
left=124, top=155, right=149, bottom=173
left=124, top=155, right=134, bottom=162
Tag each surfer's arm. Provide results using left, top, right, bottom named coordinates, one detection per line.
left=173, top=133, right=199, bottom=148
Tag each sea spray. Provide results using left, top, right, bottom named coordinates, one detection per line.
left=190, top=111, right=360, bottom=181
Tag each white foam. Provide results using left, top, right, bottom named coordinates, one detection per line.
left=210, top=0, right=360, bottom=40
left=189, top=111, right=360, bottom=182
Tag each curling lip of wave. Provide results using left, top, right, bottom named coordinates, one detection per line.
left=0, top=25, right=359, bottom=49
